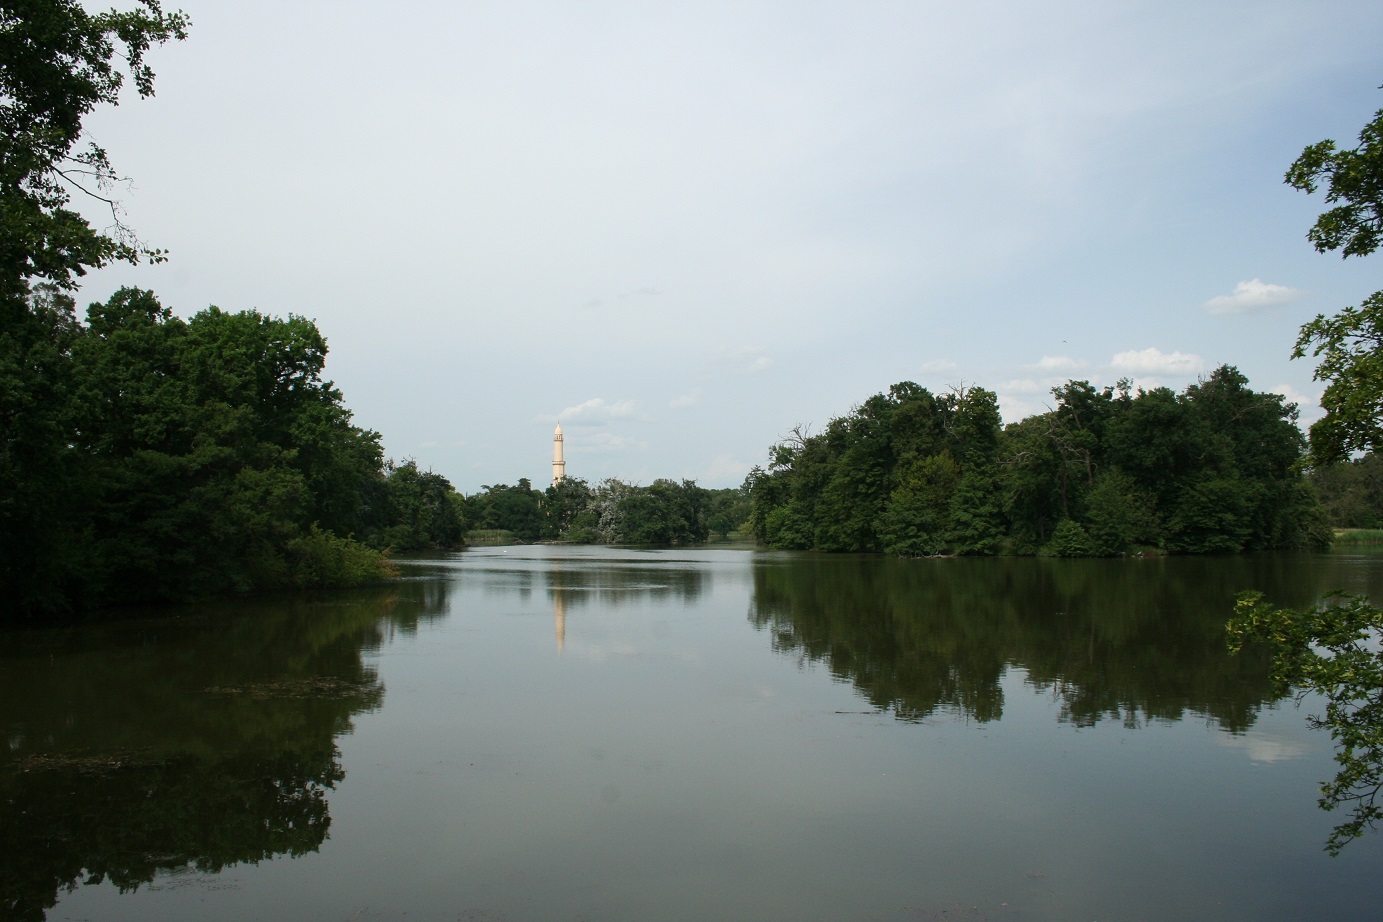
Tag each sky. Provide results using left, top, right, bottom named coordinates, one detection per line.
left=74, top=0, right=1383, bottom=492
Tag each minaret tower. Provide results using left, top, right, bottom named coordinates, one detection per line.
left=552, top=423, right=566, bottom=486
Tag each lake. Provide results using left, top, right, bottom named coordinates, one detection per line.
left=3, top=545, right=1382, bottom=921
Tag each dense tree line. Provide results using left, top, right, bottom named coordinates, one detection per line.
left=748, top=368, right=1330, bottom=557
left=1309, top=453, right=1383, bottom=528
left=460, top=476, right=745, bottom=546
left=365, top=459, right=466, bottom=551
left=4, top=286, right=408, bottom=615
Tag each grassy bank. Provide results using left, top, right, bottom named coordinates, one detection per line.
left=1333, top=528, right=1383, bottom=546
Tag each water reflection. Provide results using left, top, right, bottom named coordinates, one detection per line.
left=541, top=555, right=707, bottom=608
left=534, top=553, right=710, bottom=652
left=0, top=587, right=427, bottom=922
left=750, top=552, right=1346, bottom=730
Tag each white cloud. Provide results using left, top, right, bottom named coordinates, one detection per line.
left=918, top=359, right=958, bottom=374
left=1109, top=347, right=1205, bottom=376
left=1204, top=279, right=1306, bottom=315
left=1031, top=355, right=1083, bottom=372
left=551, top=398, right=640, bottom=425
left=1003, top=378, right=1047, bottom=394
left=996, top=392, right=1048, bottom=425
left=669, top=389, right=701, bottom=409
left=709, top=346, right=773, bottom=376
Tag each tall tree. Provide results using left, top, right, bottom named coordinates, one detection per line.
left=1, top=1, right=188, bottom=613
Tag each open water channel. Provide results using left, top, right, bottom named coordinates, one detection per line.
left=3, top=545, right=1382, bottom=921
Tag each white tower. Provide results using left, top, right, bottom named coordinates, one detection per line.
left=552, top=423, right=565, bottom=486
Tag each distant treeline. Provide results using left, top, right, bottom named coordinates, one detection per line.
left=401, top=476, right=752, bottom=547
left=0, top=283, right=746, bottom=619
left=1309, top=453, right=1383, bottom=529
left=746, top=368, right=1332, bottom=557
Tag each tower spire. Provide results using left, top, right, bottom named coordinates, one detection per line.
left=552, top=422, right=565, bottom=487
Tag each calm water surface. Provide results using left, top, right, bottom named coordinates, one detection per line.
left=3, top=546, right=1382, bottom=921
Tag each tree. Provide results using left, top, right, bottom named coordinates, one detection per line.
left=1285, top=104, right=1383, bottom=259
left=1083, top=468, right=1157, bottom=556
left=1, top=2, right=188, bottom=614
left=1226, top=95, right=1383, bottom=855
left=471, top=480, right=543, bottom=542
left=61, top=289, right=391, bottom=604
left=368, top=460, right=465, bottom=550
left=541, top=476, right=593, bottom=540
left=1294, top=293, right=1383, bottom=466
left=1, top=0, right=189, bottom=297
left=1310, top=453, right=1383, bottom=528
left=1229, top=593, right=1383, bottom=854
left=878, top=451, right=959, bottom=556
left=1286, top=101, right=1383, bottom=465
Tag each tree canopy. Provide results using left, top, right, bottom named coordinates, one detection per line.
left=1286, top=100, right=1383, bottom=465
left=747, top=371, right=1325, bottom=557
left=1285, top=104, right=1383, bottom=260
left=0, top=0, right=189, bottom=298
left=7, top=288, right=398, bottom=613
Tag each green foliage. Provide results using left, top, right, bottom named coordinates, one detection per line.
left=0, top=7, right=431, bottom=616
left=750, top=383, right=1009, bottom=554
left=1043, top=519, right=1094, bottom=557
left=365, top=459, right=465, bottom=551
left=879, top=452, right=959, bottom=556
left=1286, top=100, right=1383, bottom=467
left=466, top=476, right=716, bottom=546
left=465, top=529, right=519, bottom=546
left=946, top=469, right=1005, bottom=555
left=1214, top=97, right=1383, bottom=857
left=1285, top=106, right=1383, bottom=259
left=1332, top=529, right=1383, bottom=546
left=3, top=288, right=393, bottom=615
left=762, top=502, right=814, bottom=550
left=1294, top=292, right=1383, bottom=466
left=1228, top=592, right=1383, bottom=854
left=0, top=0, right=189, bottom=298
left=286, top=525, right=397, bottom=589
left=593, top=478, right=710, bottom=545
left=0, top=285, right=90, bottom=610
left=468, top=479, right=542, bottom=542
left=540, top=476, right=593, bottom=540
left=1311, top=454, right=1383, bottom=528
left=705, top=484, right=752, bottom=536
left=750, top=371, right=1319, bottom=557
left=1083, top=469, right=1157, bottom=555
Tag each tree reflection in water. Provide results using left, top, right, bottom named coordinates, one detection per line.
left=1230, top=590, right=1383, bottom=854
left=749, top=552, right=1338, bottom=730
left=0, top=581, right=448, bottom=922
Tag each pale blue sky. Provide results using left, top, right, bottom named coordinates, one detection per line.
left=78, top=0, right=1383, bottom=490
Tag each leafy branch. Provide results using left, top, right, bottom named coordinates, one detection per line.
left=1229, top=592, right=1383, bottom=854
